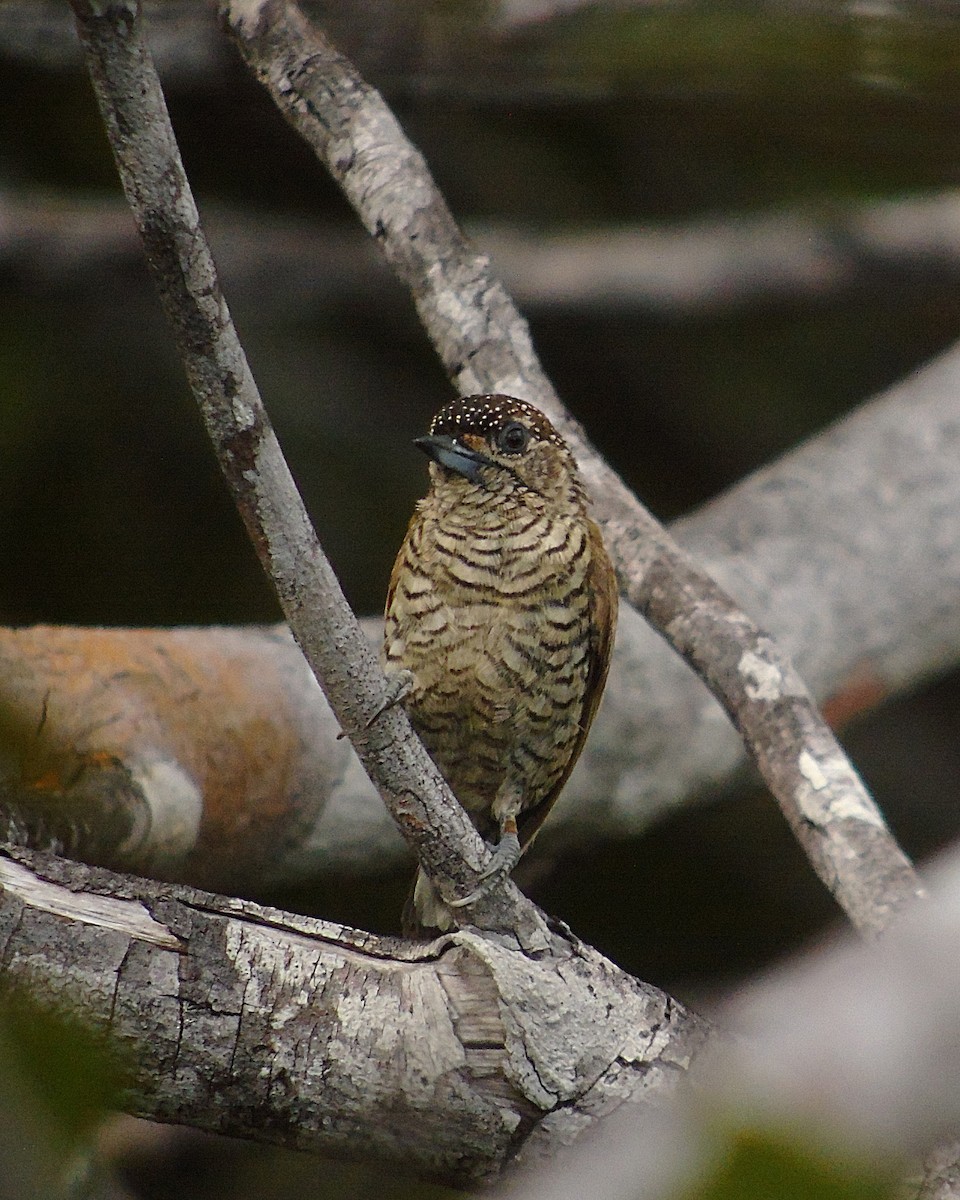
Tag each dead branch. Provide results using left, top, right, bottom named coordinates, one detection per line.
left=68, top=0, right=542, bottom=940
left=0, top=843, right=708, bottom=1188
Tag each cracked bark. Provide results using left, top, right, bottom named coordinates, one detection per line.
left=0, top=845, right=709, bottom=1187
left=21, top=1, right=943, bottom=1189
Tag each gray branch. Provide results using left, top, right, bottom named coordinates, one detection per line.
left=8, top=189, right=960, bottom=315
left=67, top=0, right=540, bottom=940
left=221, top=0, right=922, bottom=935
left=507, top=841, right=960, bottom=1200
left=0, top=844, right=708, bottom=1188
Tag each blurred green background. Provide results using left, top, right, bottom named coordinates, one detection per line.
left=2, top=2, right=960, bottom=1195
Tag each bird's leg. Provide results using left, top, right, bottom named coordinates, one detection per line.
left=451, top=782, right=525, bottom=902
left=365, top=667, right=414, bottom=728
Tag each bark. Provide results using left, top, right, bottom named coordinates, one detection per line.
left=920, top=1142, right=960, bottom=1200
left=0, top=844, right=709, bottom=1188
left=0, top=624, right=340, bottom=891
left=509, top=842, right=960, bottom=1200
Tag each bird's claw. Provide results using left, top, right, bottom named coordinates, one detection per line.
left=366, top=668, right=414, bottom=729
left=448, top=831, right=522, bottom=908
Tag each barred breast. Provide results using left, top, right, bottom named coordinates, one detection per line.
left=383, top=488, right=594, bottom=840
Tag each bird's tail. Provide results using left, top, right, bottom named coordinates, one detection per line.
left=401, top=867, right=455, bottom=937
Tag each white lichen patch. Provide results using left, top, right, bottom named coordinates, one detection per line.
left=798, top=750, right=828, bottom=791
left=738, top=649, right=784, bottom=701
left=795, top=750, right=885, bottom=828
left=221, top=0, right=263, bottom=33
left=231, top=395, right=256, bottom=431
left=125, top=756, right=203, bottom=867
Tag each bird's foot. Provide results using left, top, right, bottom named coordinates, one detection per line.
left=448, top=830, right=522, bottom=909
left=337, top=669, right=414, bottom=740
left=366, top=668, right=414, bottom=727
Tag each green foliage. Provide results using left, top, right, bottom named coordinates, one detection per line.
left=543, top=3, right=960, bottom=98
left=0, top=990, right=122, bottom=1197
left=685, top=1128, right=897, bottom=1200
left=0, top=989, right=121, bottom=1150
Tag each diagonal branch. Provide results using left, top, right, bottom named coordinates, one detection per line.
left=220, top=0, right=924, bottom=935
left=19, top=17, right=713, bottom=1180
left=67, top=0, right=539, bottom=941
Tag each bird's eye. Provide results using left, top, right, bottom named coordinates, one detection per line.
left=496, top=422, right=530, bottom=454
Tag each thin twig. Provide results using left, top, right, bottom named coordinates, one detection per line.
left=67, top=0, right=545, bottom=942
left=221, top=0, right=924, bottom=936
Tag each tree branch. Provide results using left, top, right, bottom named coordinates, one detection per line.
left=221, top=0, right=922, bottom=935
left=0, top=843, right=708, bottom=1188
left=508, top=842, right=960, bottom=1200
left=67, top=0, right=544, bottom=939
left=9, top=189, right=960, bottom=315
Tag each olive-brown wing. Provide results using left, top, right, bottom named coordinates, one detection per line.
left=515, top=517, right=618, bottom=850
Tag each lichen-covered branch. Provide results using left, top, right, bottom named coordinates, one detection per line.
left=220, top=0, right=923, bottom=934
left=0, top=844, right=708, bottom=1187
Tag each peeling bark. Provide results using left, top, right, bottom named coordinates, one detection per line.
left=0, top=846, right=709, bottom=1187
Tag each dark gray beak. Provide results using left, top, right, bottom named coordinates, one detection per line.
left=414, top=434, right=492, bottom=483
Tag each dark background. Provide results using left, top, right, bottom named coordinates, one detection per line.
left=2, top=3, right=960, bottom=1195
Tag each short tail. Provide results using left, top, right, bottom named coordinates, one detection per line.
left=401, top=867, right=455, bottom=937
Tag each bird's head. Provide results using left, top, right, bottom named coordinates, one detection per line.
left=415, top=395, right=583, bottom=509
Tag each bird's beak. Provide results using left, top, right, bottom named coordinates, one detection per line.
left=414, top=434, right=493, bottom=483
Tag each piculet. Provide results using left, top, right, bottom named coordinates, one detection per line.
left=383, top=394, right=618, bottom=932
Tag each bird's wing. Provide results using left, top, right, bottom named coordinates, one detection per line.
left=516, top=518, right=618, bottom=850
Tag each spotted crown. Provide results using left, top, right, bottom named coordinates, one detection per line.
left=429, top=395, right=566, bottom=449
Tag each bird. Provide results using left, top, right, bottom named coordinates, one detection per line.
left=382, top=394, right=618, bottom=932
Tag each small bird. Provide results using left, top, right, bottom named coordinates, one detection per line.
left=383, top=394, right=618, bottom=932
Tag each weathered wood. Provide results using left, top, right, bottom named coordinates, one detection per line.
left=0, top=846, right=709, bottom=1187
